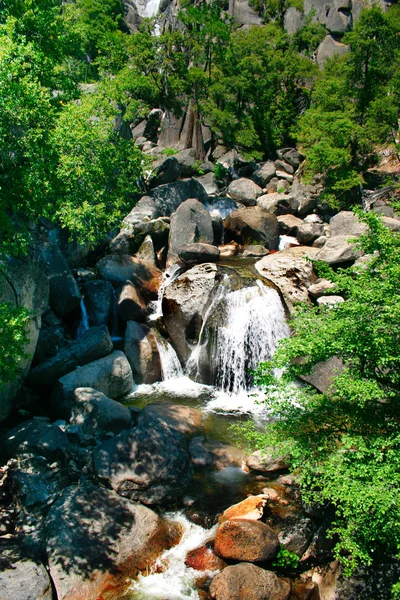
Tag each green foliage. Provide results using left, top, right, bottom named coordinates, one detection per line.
left=0, top=24, right=56, bottom=253
left=214, top=163, right=229, bottom=181
left=51, top=88, right=143, bottom=245
left=162, top=147, right=179, bottom=156
left=296, top=7, right=400, bottom=209
left=272, top=545, right=300, bottom=572
left=0, top=303, right=30, bottom=387
left=202, top=23, right=316, bottom=157
left=249, top=212, right=400, bottom=575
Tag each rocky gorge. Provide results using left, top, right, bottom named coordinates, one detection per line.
left=1, top=128, right=399, bottom=600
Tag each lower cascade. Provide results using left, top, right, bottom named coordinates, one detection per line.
left=130, top=514, right=218, bottom=600
left=210, top=282, right=289, bottom=394
left=187, top=280, right=289, bottom=396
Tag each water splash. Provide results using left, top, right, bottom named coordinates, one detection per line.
left=130, top=513, right=218, bottom=600
left=149, top=264, right=182, bottom=322
left=156, top=337, right=184, bottom=380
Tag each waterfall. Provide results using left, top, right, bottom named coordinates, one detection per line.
left=156, top=337, right=184, bottom=380
left=211, top=282, right=289, bottom=394
left=149, top=264, right=182, bottom=322
left=187, top=280, right=289, bottom=395
left=76, top=297, right=89, bottom=337
left=130, top=513, right=218, bottom=600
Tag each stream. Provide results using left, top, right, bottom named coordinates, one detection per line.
left=114, top=258, right=290, bottom=600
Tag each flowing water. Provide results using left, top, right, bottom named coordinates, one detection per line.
left=76, top=297, right=89, bottom=337
left=155, top=337, right=184, bottom=380
left=124, top=265, right=290, bottom=600
left=149, top=264, right=182, bottom=322
left=130, top=514, right=218, bottom=600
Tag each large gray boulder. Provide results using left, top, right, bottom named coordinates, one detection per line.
left=124, top=321, right=162, bottom=384
left=39, top=242, right=81, bottom=317
left=330, top=211, right=367, bottom=237
left=116, top=280, right=146, bottom=322
left=149, top=178, right=208, bottom=216
left=228, top=0, right=262, bottom=25
left=52, top=350, right=133, bottom=419
left=227, top=178, right=263, bottom=206
left=224, top=206, right=279, bottom=250
left=93, top=419, right=192, bottom=504
left=82, top=280, right=115, bottom=327
left=251, top=162, right=276, bottom=188
left=148, top=156, right=181, bottom=187
left=256, top=246, right=319, bottom=312
left=284, top=7, right=305, bottom=34
left=0, top=544, right=52, bottom=600
left=178, top=242, right=220, bottom=264
left=45, top=484, right=177, bottom=600
left=317, top=35, right=350, bottom=67
left=167, top=198, right=215, bottom=264
left=70, top=388, right=132, bottom=436
left=2, top=419, right=69, bottom=460
left=315, top=235, right=363, bottom=265
left=301, top=356, right=344, bottom=394
left=28, top=325, right=113, bottom=388
left=0, top=258, right=49, bottom=421
left=326, top=0, right=352, bottom=35
left=210, top=563, right=291, bottom=600
left=297, top=222, right=325, bottom=245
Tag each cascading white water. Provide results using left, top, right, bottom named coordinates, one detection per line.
left=76, top=297, right=89, bottom=337
left=204, top=198, right=238, bottom=221
left=149, top=263, right=181, bottom=322
left=156, top=337, right=184, bottom=380
left=130, top=513, right=218, bottom=600
left=211, top=282, right=289, bottom=394
left=133, top=0, right=163, bottom=18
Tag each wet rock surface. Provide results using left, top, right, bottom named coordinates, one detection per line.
left=214, top=518, right=279, bottom=562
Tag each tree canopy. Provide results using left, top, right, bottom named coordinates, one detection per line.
left=246, top=212, right=400, bottom=578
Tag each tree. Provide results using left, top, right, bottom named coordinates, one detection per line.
left=246, top=212, right=400, bottom=577
left=51, top=87, right=144, bottom=246
left=0, top=303, right=29, bottom=387
left=296, top=6, right=400, bottom=209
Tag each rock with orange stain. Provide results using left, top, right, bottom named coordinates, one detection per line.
left=214, top=519, right=279, bottom=563
left=219, top=495, right=269, bottom=524
left=185, top=546, right=227, bottom=572
left=97, top=255, right=162, bottom=299
left=45, top=483, right=181, bottom=600
left=210, top=563, right=291, bottom=600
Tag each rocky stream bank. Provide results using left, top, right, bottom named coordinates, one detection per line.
left=1, top=143, right=399, bottom=600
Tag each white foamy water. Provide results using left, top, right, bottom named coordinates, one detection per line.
left=130, top=513, right=218, bottom=600
left=76, top=297, right=89, bottom=337
left=149, top=263, right=181, bottom=322
left=156, top=337, right=184, bottom=380
left=207, top=282, right=289, bottom=394
left=279, top=235, right=300, bottom=250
